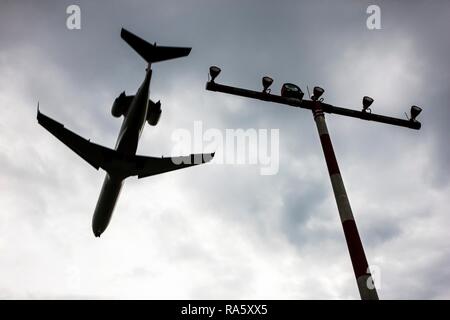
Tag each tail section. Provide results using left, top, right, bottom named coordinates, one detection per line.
left=121, top=28, right=191, bottom=63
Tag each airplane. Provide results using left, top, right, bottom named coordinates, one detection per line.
left=37, top=28, right=214, bottom=237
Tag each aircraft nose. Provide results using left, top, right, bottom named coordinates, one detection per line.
left=92, top=224, right=105, bottom=237
left=94, top=230, right=102, bottom=238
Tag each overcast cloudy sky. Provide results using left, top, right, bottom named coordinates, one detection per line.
left=1, top=0, right=449, bottom=299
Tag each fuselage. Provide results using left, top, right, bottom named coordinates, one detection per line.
left=92, top=67, right=152, bottom=237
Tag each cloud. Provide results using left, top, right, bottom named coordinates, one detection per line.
left=0, top=0, right=449, bottom=299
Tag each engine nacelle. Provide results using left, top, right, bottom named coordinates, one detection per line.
left=147, top=100, right=162, bottom=126
left=111, top=91, right=128, bottom=117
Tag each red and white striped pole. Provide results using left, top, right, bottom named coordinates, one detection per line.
left=312, top=99, right=379, bottom=300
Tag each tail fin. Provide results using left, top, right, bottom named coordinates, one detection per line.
left=121, top=28, right=191, bottom=63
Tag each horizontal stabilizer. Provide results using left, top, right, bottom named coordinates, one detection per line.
left=121, top=28, right=191, bottom=63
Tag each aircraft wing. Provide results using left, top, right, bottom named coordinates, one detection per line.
left=38, top=108, right=214, bottom=177
left=37, top=108, right=116, bottom=170
left=121, top=28, right=191, bottom=63
left=132, top=153, right=215, bottom=178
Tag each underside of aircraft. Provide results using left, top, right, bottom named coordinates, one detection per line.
left=37, top=28, right=214, bottom=237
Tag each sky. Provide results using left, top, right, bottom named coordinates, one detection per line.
left=0, top=0, right=449, bottom=299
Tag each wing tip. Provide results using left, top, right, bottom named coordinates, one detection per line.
left=36, top=101, right=42, bottom=120
left=120, top=27, right=128, bottom=39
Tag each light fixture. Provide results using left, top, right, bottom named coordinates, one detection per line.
left=262, top=76, right=273, bottom=93
left=362, top=96, right=374, bottom=112
left=281, top=83, right=304, bottom=100
left=209, top=66, right=221, bottom=82
left=410, top=105, right=422, bottom=121
left=312, top=86, right=324, bottom=100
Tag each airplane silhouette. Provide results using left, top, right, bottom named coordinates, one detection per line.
left=37, top=28, right=214, bottom=237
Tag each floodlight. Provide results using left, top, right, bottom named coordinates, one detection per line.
left=281, top=83, right=304, bottom=100
left=362, top=96, right=374, bottom=112
left=262, top=76, right=274, bottom=93
left=410, top=105, right=422, bottom=121
left=209, top=66, right=221, bottom=82
left=312, top=86, right=324, bottom=100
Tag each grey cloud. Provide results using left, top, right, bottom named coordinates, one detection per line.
left=0, top=0, right=449, bottom=299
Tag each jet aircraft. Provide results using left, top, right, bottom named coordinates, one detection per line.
left=37, top=28, right=214, bottom=237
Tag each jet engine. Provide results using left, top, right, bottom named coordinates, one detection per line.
left=147, top=100, right=162, bottom=126
left=111, top=91, right=128, bottom=117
